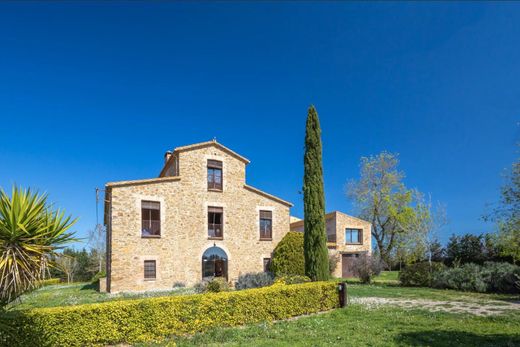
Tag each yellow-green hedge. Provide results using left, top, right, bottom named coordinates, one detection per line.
left=5, top=281, right=338, bottom=346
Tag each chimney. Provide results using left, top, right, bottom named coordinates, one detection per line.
left=164, top=151, right=172, bottom=164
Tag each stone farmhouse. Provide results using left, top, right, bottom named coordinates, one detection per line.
left=104, top=140, right=371, bottom=293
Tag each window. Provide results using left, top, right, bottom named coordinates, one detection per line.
left=326, top=225, right=336, bottom=243
left=207, top=160, right=223, bottom=191
left=345, top=228, right=362, bottom=244
left=208, top=206, right=223, bottom=239
left=259, top=210, right=272, bottom=240
left=263, top=258, right=271, bottom=273
left=144, top=260, right=156, bottom=280
left=141, top=201, right=160, bottom=237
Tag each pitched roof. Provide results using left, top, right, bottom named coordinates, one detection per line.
left=173, top=140, right=250, bottom=164
left=244, top=184, right=293, bottom=207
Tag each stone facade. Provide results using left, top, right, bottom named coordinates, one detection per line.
left=105, top=141, right=292, bottom=293
left=290, top=211, right=371, bottom=278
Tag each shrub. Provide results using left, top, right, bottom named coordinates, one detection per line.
left=274, top=275, right=311, bottom=285
left=90, top=270, right=106, bottom=284
left=481, top=262, right=520, bottom=293
left=235, top=272, right=274, bottom=290
left=270, top=232, right=305, bottom=277
left=351, top=254, right=386, bottom=284
left=399, top=262, right=445, bottom=287
left=197, top=277, right=230, bottom=293
left=3, top=282, right=339, bottom=346
left=432, top=262, right=520, bottom=293
left=432, top=263, right=487, bottom=292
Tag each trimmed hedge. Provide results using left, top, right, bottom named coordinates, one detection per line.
left=4, top=281, right=338, bottom=346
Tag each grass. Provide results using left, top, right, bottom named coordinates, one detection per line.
left=8, top=272, right=518, bottom=311
left=6, top=273, right=520, bottom=346
left=8, top=282, right=195, bottom=310
left=138, top=305, right=520, bottom=346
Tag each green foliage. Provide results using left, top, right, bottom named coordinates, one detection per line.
left=38, top=279, right=61, bottom=287
left=303, top=105, right=329, bottom=281
left=3, top=282, right=338, bottom=346
left=399, top=262, right=445, bottom=287
left=235, top=272, right=274, bottom=290
left=0, top=186, right=77, bottom=305
left=91, top=270, right=106, bottom=284
left=204, top=278, right=230, bottom=293
left=274, top=275, right=311, bottom=285
left=433, top=262, right=520, bottom=293
left=494, top=156, right=520, bottom=261
left=347, top=152, right=428, bottom=265
left=271, top=232, right=305, bottom=276
left=446, top=233, right=512, bottom=265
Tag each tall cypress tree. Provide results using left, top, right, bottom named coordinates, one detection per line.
left=303, top=105, right=329, bottom=281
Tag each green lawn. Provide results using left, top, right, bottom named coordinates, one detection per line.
left=8, top=282, right=195, bottom=311
left=7, top=273, right=520, bottom=346
left=9, top=271, right=517, bottom=310
left=139, top=305, right=520, bottom=347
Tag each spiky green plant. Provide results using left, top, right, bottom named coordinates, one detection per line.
left=0, top=186, right=77, bottom=305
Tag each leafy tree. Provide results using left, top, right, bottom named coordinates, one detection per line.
left=271, top=232, right=305, bottom=276
left=446, top=234, right=485, bottom=265
left=489, top=154, right=520, bottom=262
left=347, top=152, right=427, bottom=265
left=0, top=186, right=76, bottom=304
left=303, top=105, right=329, bottom=281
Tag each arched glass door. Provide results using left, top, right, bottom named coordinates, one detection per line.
left=202, top=246, right=228, bottom=280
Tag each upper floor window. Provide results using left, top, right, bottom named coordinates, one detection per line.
left=208, top=206, right=223, bottom=239
left=207, top=160, right=223, bottom=191
left=144, top=260, right=156, bottom=280
left=142, top=201, right=160, bottom=237
left=259, top=210, right=272, bottom=240
left=345, top=228, right=362, bottom=244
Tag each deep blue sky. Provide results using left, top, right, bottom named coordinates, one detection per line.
left=0, top=2, right=518, bottom=248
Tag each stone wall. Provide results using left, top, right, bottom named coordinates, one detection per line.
left=106, top=143, right=291, bottom=293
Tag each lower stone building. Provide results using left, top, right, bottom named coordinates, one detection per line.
left=290, top=211, right=372, bottom=278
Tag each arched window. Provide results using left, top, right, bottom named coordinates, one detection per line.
left=202, top=246, right=228, bottom=280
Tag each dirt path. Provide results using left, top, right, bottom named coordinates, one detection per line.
left=350, top=296, right=520, bottom=316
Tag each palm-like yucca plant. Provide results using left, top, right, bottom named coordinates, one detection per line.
left=0, top=186, right=77, bottom=305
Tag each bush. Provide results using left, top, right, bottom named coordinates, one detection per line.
left=235, top=272, right=274, bottom=290
left=195, top=277, right=230, bottom=293
left=432, top=262, right=520, bottom=293
left=274, top=275, right=311, bottom=285
left=432, top=263, right=487, bottom=292
left=3, top=281, right=339, bottom=346
left=399, top=262, right=445, bottom=287
left=481, top=262, right=520, bottom=293
left=351, top=254, right=386, bottom=284
left=90, top=270, right=106, bottom=284
left=270, top=232, right=305, bottom=277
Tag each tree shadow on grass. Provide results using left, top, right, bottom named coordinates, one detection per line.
left=396, top=330, right=520, bottom=347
